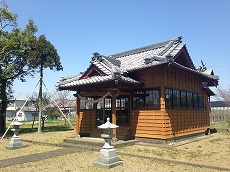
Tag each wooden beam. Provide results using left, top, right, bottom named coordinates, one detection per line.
left=118, top=90, right=131, bottom=96
left=111, top=89, right=118, bottom=141
left=75, top=96, right=80, bottom=138
left=79, top=91, right=108, bottom=97
left=80, top=90, right=131, bottom=97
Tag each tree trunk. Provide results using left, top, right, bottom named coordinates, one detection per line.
left=41, top=116, right=45, bottom=129
left=0, top=113, right=6, bottom=134
left=64, top=114, right=67, bottom=126
left=0, top=80, right=8, bottom=134
left=31, top=115, right=36, bottom=130
left=38, top=65, right=43, bottom=133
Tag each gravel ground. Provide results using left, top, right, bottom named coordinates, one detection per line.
left=0, top=131, right=229, bottom=172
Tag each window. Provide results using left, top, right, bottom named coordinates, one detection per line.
left=181, top=91, right=187, bottom=108
left=96, top=96, right=130, bottom=126
left=96, top=97, right=112, bottom=125
left=198, top=94, right=204, bottom=109
left=133, top=88, right=160, bottom=109
left=166, top=88, right=181, bottom=108
left=133, top=90, right=144, bottom=108
left=173, top=89, right=181, bottom=108
left=187, top=92, right=193, bottom=109
left=80, top=97, right=94, bottom=110
left=165, top=88, right=204, bottom=110
left=165, top=88, right=173, bottom=108
left=193, top=93, right=199, bottom=109
left=116, top=96, right=129, bottom=125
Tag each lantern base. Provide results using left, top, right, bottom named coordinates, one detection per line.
left=6, top=136, right=24, bottom=149
left=94, top=160, right=123, bottom=169
left=94, top=148, right=123, bottom=169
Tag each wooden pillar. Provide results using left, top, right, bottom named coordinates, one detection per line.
left=160, top=86, right=166, bottom=111
left=160, top=66, right=167, bottom=138
left=111, top=90, right=117, bottom=141
left=160, top=66, right=166, bottom=112
left=75, top=96, right=80, bottom=138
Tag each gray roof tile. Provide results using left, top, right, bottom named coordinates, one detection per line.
left=57, top=75, right=141, bottom=89
left=57, top=36, right=218, bottom=90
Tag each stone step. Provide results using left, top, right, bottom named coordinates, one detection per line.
left=63, top=137, right=139, bottom=149
left=60, top=142, right=101, bottom=150
left=63, top=137, right=104, bottom=148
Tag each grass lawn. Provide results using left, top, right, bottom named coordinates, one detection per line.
left=0, top=131, right=229, bottom=172
left=210, top=121, right=230, bottom=129
left=0, top=120, right=229, bottom=172
left=5, top=119, right=76, bottom=136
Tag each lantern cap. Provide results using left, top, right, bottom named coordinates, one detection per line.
left=10, top=121, right=22, bottom=126
left=98, top=118, right=119, bottom=129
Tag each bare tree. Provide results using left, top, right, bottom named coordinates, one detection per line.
left=29, top=92, right=50, bottom=130
left=52, top=90, right=75, bottom=125
left=217, top=86, right=230, bottom=105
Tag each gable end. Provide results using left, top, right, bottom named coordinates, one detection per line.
left=81, top=65, right=106, bottom=79
left=173, top=45, right=195, bottom=69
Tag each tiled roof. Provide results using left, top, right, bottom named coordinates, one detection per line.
left=57, top=36, right=218, bottom=90
left=57, top=74, right=141, bottom=89
left=110, top=37, right=182, bottom=59
left=86, top=37, right=184, bottom=74
left=172, top=62, right=218, bottom=81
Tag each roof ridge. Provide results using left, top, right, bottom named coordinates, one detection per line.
left=110, top=36, right=182, bottom=59
left=92, top=55, right=121, bottom=75
left=103, top=56, right=121, bottom=67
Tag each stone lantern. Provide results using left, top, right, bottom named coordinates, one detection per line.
left=7, top=121, right=23, bottom=149
left=94, top=117, right=123, bottom=168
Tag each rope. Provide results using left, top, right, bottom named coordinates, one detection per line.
left=43, top=81, right=75, bottom=130
left=1, top=81, right=40, bottom=140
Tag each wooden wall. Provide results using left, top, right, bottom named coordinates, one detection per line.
left=77, top=65, right=210, bottom=140
left=165, top=109, right=210, bottom=138
left=130, top=109, right=167, bottom=139
left=79, top=110, right=95, bottom=134
left=130, top=65, right=210, bottom=139
left=78, top=110, right=131, bottom=139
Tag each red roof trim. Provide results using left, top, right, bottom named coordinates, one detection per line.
left=81, top=65, right=106, bottom=79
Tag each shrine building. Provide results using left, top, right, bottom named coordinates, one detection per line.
left=57, top=37, right=218, bottom=142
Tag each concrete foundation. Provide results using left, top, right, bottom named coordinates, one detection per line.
left=94, top=148, right=123, bottom=168
left=7, top=135, right=24, bottom=149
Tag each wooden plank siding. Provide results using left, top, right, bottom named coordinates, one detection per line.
left=78, top=110, right=131, bottom=139
left=130, top=109, right=168, bottom=139
left=130, top=65, right=210, bottom=139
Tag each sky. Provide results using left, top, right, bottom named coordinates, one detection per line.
left=7, top=0, right=230, bottom=99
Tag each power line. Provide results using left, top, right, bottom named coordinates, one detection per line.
left=195, top=66, right=230, bottom=68
left=207, top=66, right=230, bottom=67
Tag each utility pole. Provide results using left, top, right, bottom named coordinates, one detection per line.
left=38, top=63, right=43, bottom=133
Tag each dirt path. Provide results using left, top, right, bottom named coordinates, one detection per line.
left=0, top=147, right=81, bottom=168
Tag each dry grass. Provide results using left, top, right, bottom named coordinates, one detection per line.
left=0, top=150, right=221, bottom=172
left=119, top=132, right=230, bottom=169
left=21, top=130, right=76, bottom=144
left=0, top=130, right=75, bottom=160
left=0, top=130, right=229, bottom=172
